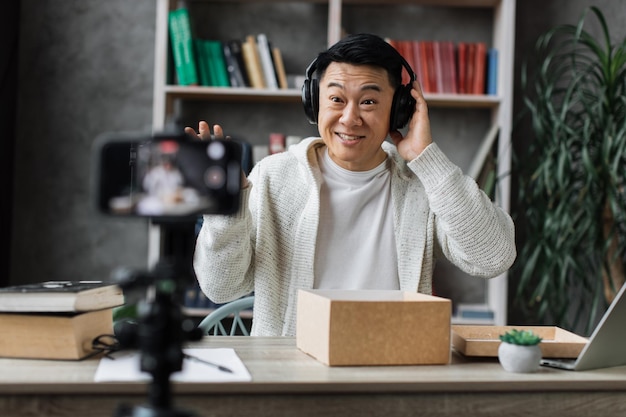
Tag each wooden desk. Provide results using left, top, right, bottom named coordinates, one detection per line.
left=1, top=337, right=626, bottom=417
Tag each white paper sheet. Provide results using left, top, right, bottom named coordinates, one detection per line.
left=94, top=348, right=252, bottom=382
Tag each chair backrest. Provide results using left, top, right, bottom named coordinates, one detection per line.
left=197, top=296, right=254, bottom=336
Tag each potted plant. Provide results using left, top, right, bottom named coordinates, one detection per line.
left=498, top=329, right=543, bottom=373
left=514, top=6, right=626, bottom=334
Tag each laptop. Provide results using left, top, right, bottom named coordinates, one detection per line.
left=541, top=282, right=626, bottom=371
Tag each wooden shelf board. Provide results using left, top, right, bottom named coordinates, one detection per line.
left=164, top=86, right=500, bottom=108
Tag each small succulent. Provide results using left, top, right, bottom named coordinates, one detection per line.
left=499, top=329, right=542, bottom=346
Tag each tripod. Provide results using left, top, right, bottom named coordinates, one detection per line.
left=113, top=221, right=203, bottom=417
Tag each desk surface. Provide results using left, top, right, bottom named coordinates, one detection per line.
left=1, top=336, right=626, bottom=393
left=2, top=337, right=626, bottom=417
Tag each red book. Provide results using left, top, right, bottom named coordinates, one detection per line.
left=433, top=41, right=444, bottom=93
left=443, top=41, right=458, bottom=94
left=466, top=43, right=476, bottom=95
left=411, top=41, right=425, bottom=89
left=472, top=42, right=487, bottom=94
left=420, top=41, right=437, bottom=93
left=457, top=42, right=467, bottom=94
left=398, top=40, right=415, bottom=85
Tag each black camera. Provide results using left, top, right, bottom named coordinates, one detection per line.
left=93, top=132, right=242, bottom=220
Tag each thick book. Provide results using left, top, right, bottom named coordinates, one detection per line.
left=0, top=280, right=124, bottom=312
left=256, top=33, right=279, bottom=89
left=242, top=35, right=266, bottom=89
left=206, top=40, right=230, bottom=87
left=223, top=40, right=247, bottom=87
left=0, top=308, right=115, bottom=360
left=168, top=8, right=199, bottom=86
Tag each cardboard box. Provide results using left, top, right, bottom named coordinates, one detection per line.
left=296, top=289, right=451, bottom=366
left=452, top=325, right=588, bottom=358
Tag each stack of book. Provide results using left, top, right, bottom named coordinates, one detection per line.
left=387, top=38, right=498, bottom=95
left=168, top=7, right=288, bottom=89
left=0, top=281, right=125, bottom=360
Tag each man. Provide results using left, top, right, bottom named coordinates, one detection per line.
left=190, top=33, right=516, bottom=336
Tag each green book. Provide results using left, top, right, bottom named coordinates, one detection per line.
left=168, top=8, right=198, bottom=86
left=194, top=39, right=211, bottom=86
left=207, top=40, right=230, bottom=87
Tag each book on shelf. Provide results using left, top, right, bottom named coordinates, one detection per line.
left=206, top=40, right=230, bottom=87
left=194, top=39, right=212, bottom=86
left=271, top=46, right=289, bottom=89
left=472, top=42, right=487, bottom=94
left=486, top=47, right=498, bottom=95
left=241, top=35, right=266, bottom=89
left=389, top=37, right=494, bottom=96
left=0, top=307, right=115, bottom=360
left=0, top=280, right=124, bottom=313
left=223, top=39, right=250, bottom=87
left=256, top=33, right=279, bottom=90
left=168, top=7, right=199, bottom=86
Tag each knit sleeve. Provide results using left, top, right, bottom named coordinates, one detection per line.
left=193, top=185, right=255, bottom=303
left=408, top=143, right=516, bottom=278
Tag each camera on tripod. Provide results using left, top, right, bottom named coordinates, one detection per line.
left=92, top=130, right=243, bottom=417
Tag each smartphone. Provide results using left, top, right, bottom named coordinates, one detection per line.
left=93, top=132, right=242, bottom=220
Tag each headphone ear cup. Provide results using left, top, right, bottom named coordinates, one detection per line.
left=389, top=84, right=416, bottom=131
left=302, top=78, right=319, bottom=124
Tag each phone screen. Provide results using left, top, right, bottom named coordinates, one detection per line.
left=94, top=134, right=241, bottom=219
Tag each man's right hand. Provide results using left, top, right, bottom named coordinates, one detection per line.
left=184, top=121, right=224, bottom=140
left=184, top=121, right=249, bottom=189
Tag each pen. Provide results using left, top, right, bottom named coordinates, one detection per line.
left=183, top=353, right=234, bottom=373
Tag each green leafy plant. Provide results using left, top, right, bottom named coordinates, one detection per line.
left=514, top=6, right=626, bottom=333
left=499, top=329, right=542, bottom=346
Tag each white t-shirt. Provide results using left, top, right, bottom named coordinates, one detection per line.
left=313, top=147, right=399, bottom=290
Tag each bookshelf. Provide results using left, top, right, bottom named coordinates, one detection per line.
left=151, top=0, right=516, bottom=325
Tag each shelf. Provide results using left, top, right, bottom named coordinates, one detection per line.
left=186, top=0, right=501, bottom=6
left=164, top=85, right=501, bottom=108
left=153, top=0, right=517, bottom=327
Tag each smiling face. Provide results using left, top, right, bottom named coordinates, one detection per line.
left=317, top=62, right=395, bottom=171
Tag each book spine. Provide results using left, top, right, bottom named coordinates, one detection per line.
left=168, top=9, right=186, bottom=85
left=174, top=8, right=198, bottom=86
left=194, top=39, right=211, bottom=86
left=411, top=41, right=424, bottom=90
left=227, top=39, right=250, bottom=87
left=486, top=48, right=498, bottom=95
left=242, top=36, right=266, bottom=89
left=256, top=34, right=279, bottom=90
left=433, top=41, right=444, bottom=94
left=208, top=40, right=230, bottom=87
left=223, top=41, right=246, bottom=87
left=457, top=42, right=467, bottom=94
left=271, top=47, right=289, bottom=89
left=473, top=42, right=487, bottom=94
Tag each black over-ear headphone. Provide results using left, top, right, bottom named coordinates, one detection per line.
left=301, top=56, right=417, bottom=131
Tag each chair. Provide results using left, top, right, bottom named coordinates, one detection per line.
left=197, top=295, right=254, bottom=336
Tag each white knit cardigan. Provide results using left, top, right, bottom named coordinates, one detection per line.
left=194, top=137, right=516, bottom=336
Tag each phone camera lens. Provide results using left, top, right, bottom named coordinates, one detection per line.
left=204, top=166, right=226, bottom=189
left=207, top=141, right=226, bottom=160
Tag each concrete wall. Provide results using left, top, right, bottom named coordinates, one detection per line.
left=8, top=1, right=626, bottom=318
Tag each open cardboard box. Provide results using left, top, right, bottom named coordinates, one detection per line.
left=296, top=289, right=451, bottom=366
left=452, top=325, right=588, bottom=358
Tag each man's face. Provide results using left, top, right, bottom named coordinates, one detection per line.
left=316, top=62, right=395, bottom=171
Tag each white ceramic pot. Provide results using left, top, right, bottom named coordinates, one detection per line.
left=497, top=342, right=542, bottom=373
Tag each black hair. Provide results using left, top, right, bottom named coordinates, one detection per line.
left=313, top=33, right=404, bottom=88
